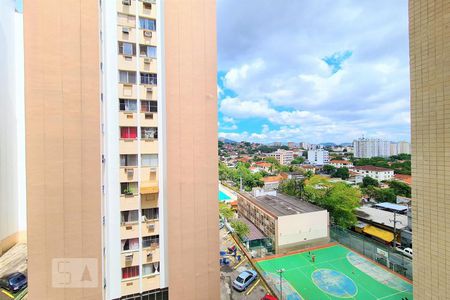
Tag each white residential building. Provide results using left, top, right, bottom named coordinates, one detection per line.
left=329, top=160, right=353, bottom=168
left=268, top=149, right=294, bottom=165
left=351, top=166, right=395, bottom=181
left=397, top=141, right=411, bottom=155
left=353, top=137, right=391, bottom=158
left=308, top=149, right=330, bottom=165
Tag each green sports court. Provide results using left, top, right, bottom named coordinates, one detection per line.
left=255, top=244, right=413, bottom=300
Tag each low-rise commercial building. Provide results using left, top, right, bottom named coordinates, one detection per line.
left=329, top=160, right=353, bottom=168
left=237, top=192, right=329, bottom=253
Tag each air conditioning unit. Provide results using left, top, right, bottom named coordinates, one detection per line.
left=125, top=253, right=133, bottom=262
left=143, top=30, right=152, bottom=38
left=126, top=168, right=134, bottom=177
left=122, top=0, right=131, bottom=5
left=147, top=252, right=153, bottom=260
left=144, top=58, right=151, bottom=64
left=146, top=87, right=153, bottom=93
left=147, top=223, right=155, bottom=230
left=122, top=27, right=130, bottom=34
left=143, top=0, right=154, bottom=4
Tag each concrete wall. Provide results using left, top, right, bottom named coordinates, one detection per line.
left=164, top=0, right=220, bottom=298
left=409, top=0, right=450, bottom=298
left=24, top=0, right=103, bottom=299
left=277, top=210, right=329, bottom=250
left=0, top=0, right=25, bottom=255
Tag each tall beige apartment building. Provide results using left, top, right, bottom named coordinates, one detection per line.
left=409, top=0, right=450, bottom=298
left=24, top=0, right=219, bottom=299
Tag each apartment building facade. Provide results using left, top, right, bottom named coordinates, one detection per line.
left=268, top=149, right=294, bottom=165
left=24, top=0, right=219, bottom=299
left=307, top=149, right=329, bottom=165
left=353, top=137, right=391, bottom=158
left=409, top=0, right=450, bottom=297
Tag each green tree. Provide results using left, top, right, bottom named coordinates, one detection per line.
left=365, top=186, right=397, bottom=203
left=291, top=157, right=305, bottom=165
left=332, top=168, right=350, bottom=180
left=388, top=180, right=411, bottom=198
left=219, top=203, right=234, bottom=219
left=362, top=176, right=379, bottom=188
left=278, top=178, right=306, bottom=199
left=230, top=220, right=250, bottom=239
left=322, top=165, right=337, bottom=175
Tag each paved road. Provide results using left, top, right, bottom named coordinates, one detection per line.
left=219, top=229, right=270, bottom=300
left=0, top=243, right=28, bottom=300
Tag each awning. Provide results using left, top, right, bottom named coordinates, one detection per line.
left=141, top=185, right=159, bottom=194
left=363, top=225, right=394, bottom=242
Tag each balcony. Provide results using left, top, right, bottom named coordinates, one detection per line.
left=139, top=29, right=157, bottom=46
left=141, top=193, right=158, bottom=209
left=120, top=194, right=140, bottom=211
left=140, top=139, right=158, bottom=154
left=141, top=219, right=159, bottom=236
left=120, top=222, right=139, bottom=239
left=139, top=85, right=157, bottom=100
left=139, top=0, right=156, bottom=18
left=121, top=277, right=140, bottom=296
left=139, top=56, right=157, bottom=73
left=117, top=0, right=136, bottom=15
left=118, top=84, right=136, bottom=98
left=120, top=166, right=138, bottom=182
left=118, top=55, right=137, bottom=71
left=121, top=251, right=139, bottom=268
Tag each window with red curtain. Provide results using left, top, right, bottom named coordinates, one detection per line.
left=122, top=266, right=139, bottom=279
left=121, top=127, right=137, bottom=139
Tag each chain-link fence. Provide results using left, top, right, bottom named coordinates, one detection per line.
left=330, top=225, right=413, bottom=280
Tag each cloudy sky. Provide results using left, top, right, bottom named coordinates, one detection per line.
left=217, top=0, right=410, bottom=144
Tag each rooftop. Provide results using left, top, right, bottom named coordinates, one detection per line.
left=394, top=174, right=412, bottom=185
left=356, top=206, right=408, bottom=230
left=237, top=217, right=267, bottom=241
left=262, top=175, right=283, bottom=183
left=330, top=160, right=352, bottom=164
left=374, top=202, right=408, bottom=213
left=251, top=193, right=324, bottom=217
left=353, top=165, right=393, bottom=172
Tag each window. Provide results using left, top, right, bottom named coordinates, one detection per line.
left=141, top=100, right=157, bottom=113
left=142, top=262, right=160, bottom=276
left=121, top=210, right=139, bottom=224
left=141, top=127, right=158, bottom=139
left=121, top=127, right=137, bottom=139
left=139, top=18, right=156, bottom=30
left=142, top=208, right=159, bottom=220
left=119, top=99, right=137, bottom=112
left=121, top=238, right=139, bottom=252
left=140, top=45, right=156, bottom=58
left=141, top=154, right=158, bottom=167
left=140, top=73, right=157, bottom=85
left=122, top=266, right=139, bottom=279
left=142, top=235, right=159, bottom=248
left=121, top=182, right=138, bottom=195
left=119, top=71, right=136, bottom=84
left=118, top=42, right=136, bottom=56
left=120, top=154, right=138, bottom=167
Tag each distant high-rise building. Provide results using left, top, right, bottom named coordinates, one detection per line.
left=353, top=137, right=390, bottom=158
left=287, top=142, right=297, bottom=149
left=409, top=0, right=450, bottom=298
left=307, top=149, right=330, bottom=165
left=390, top=143, right=398, bottom=156
left=24, top=0, right=219, bottom=299
left=397, top=141, right=411, bottom=155
left=299, top=142, right=309, bottom=149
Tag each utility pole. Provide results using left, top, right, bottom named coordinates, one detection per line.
left=277, top=268, right=285, bottom=300
left=239, top=176, right=243, bottom=191
left=390, top=212, right=403, bottom=247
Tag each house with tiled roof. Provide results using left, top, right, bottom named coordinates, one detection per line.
left=350, top=165, right=394, bottom=181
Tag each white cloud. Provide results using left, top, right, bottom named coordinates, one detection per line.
left=218, top=0, right=410, bottom=143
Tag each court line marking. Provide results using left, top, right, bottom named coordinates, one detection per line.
left=1, top=289, right=14, bottom=299
left=245, top=279, right=260, bottom=295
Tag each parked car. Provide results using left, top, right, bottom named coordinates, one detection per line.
left=395, top=246, right=413, bottom=258
left=0, top=272, right=27, bottom=293
left=261, top=294, right=278, bottom=300
left=232, top=270, right=257, bottom=291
